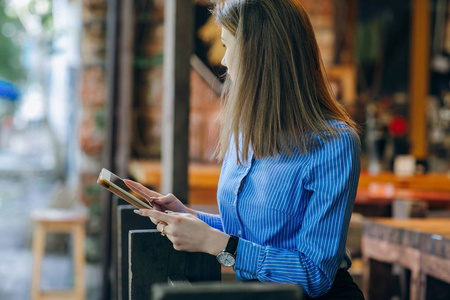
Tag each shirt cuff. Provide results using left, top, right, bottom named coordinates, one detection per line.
left=234, top=238, right=265, bottom=276
left=197, top=211, right=223, bottom=231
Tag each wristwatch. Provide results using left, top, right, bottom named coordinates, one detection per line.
left=216, top=235, right=239, bottom=267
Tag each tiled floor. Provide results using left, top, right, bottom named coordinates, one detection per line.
left=0, top=175, right=102, bottom=300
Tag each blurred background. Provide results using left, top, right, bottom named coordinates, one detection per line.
left=0, top=0, right=449, bottom=299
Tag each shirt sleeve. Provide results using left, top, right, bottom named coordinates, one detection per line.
left=233, top=129, right=361, bottom=298
left=197, top=211, right=224, bottom=232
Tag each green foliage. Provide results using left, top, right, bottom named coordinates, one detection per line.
left=94, top=107, right=107, bottom=130
left=84, top=183, right=102, bottom=198
left=28, top=0, right=53, bottom=32
left=0, top=1, right=27, bottom=82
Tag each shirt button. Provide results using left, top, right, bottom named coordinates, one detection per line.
left=238, top=230, right=242, bottom=235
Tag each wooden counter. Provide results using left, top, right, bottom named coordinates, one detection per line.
left=358, top=172, right=450, bottom=191
left=128, top=159, right=450, bottom=208
left=362, top=218, right=450, bottom=300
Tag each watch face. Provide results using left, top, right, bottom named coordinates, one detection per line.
left=217, top=252, right=236, bottom=267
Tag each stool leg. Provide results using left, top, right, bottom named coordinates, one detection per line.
left=31, top=224, right=46, bottom=300
left=73, top=224, right=86, bottom=300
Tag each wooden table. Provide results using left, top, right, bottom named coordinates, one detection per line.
left=128, top=159, right=221, bottom=205
left=362, top=218, right=450, bottom=300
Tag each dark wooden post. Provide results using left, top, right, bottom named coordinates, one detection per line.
left=152, top=282, right=303, bottom=300
left=101, top=0, right=135, bottom=297
left=129, top=230, right=221, bottom=300
left=161, top=0, right=194, bottom=204
left=115, top=0, right=135, bottom=177
left=117, top=205, right=156, bottom=300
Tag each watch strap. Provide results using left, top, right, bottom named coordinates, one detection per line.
left=225, top=235, right=239, bottom=255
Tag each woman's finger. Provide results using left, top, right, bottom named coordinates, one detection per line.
left=156, top=222, right=169, bottom=236
left=135, top=209, right=175, bottom=224
left=124, top=180, right=165, bottom=211
left=149, top=201, right=164, bottom=212
left=149, top=217, right=159, bottom=225
left=136, top=211, right=167, bottom=228
left=124, top=179, right=161, bottom=199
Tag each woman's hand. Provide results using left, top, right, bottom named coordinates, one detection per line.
left=124, top=179, right=198, bottom=217
left=134, top=209, right=229, bottom=255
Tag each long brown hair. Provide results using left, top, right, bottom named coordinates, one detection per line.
left=214, top=0, right=358, bottom=163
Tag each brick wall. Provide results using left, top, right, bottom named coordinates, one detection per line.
left=189, top=70, right=221, bottom=161
left=302, top=0, right=336, bottom=67
left=132, top=0, right=339, bottom=163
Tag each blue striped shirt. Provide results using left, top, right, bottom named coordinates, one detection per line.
left=197, top=121, right=361, bottom=297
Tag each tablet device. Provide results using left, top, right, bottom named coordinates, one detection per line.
left=97, top=168, right=153, bottom=210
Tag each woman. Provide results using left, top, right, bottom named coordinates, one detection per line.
left=127, top=0, right=364, bottom=298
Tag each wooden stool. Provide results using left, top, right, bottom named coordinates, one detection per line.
left=31, top=209, right=87, bottom=300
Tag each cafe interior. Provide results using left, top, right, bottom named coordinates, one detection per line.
left=1, top=0, right=450, bottom=299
